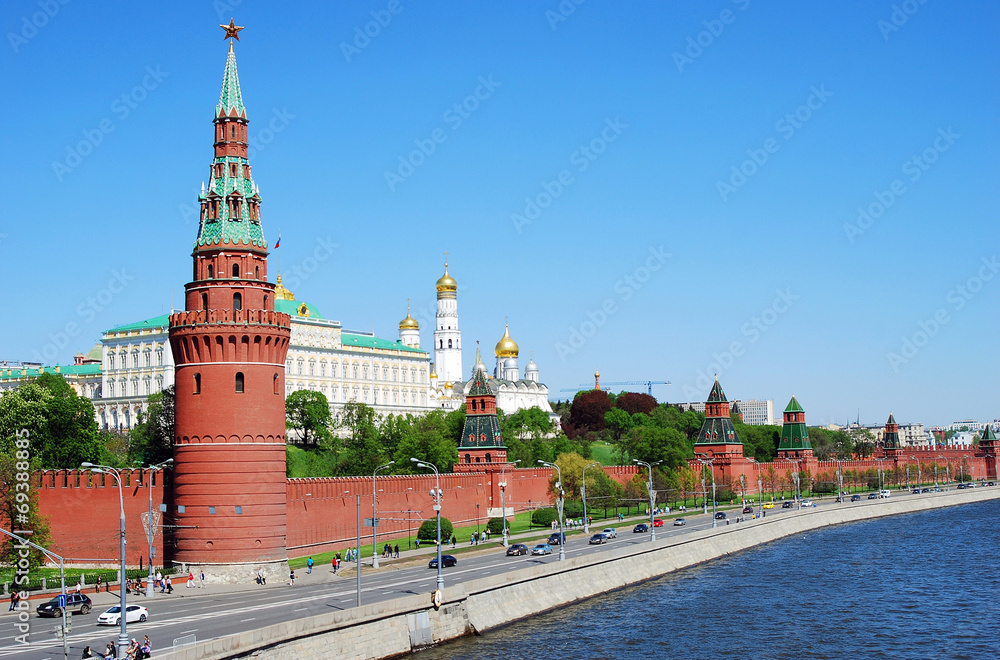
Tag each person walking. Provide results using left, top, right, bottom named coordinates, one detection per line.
left=104, top=641, right=117, bottom=659
left=307, top=557, right=313, bottom=574
left=394, top=543, right=399, bottom=558
left=199, top=570, right=206, bottom=588
left=164, top=575, right=173, bottom=593
left=289, top=569, right=296, bottom=585
left=186, top=571, right=195, bottom=588
left=82, top=645, right=95, bottom=658
left=96, top=574, right=103, bottom=592
left=8, top=591, right=19, bottom=612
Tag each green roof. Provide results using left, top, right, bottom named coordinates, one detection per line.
left=275, top=299, right=325, bottom=320
left=341, top=333, right=425, bottom=354
left=0, top=363, right=101, bottom=381
left=982, top=425, right=997, bottom=441
left=84, top=343, right=103, bottom=361
left=784, top=396, right=804, bottom=413
left=217, top=45, right=246, bottom=118
left=105, top=314, right=171, bottom=334
left=706, top=378, right=728, bottom=403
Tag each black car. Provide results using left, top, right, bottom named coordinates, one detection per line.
left=867, top=493, right=877, bottom=499
left=506, top=543, right=528, bottom=556
left=912, top=489, right=921, bottom=494
left=850, top=494, right=861, bottom=502
left=37, top=593, right=92, bottom=618
left=633, top=523, right=649, bottom=533
left=781, top=501, right=794, bottom=509
left=714, top=512, right=727, bottom=520
left=428, top=555, right=457, bottom=569
left=547, top=532, right=566, bottom=545
left=742, top=506, right=753, bottom=514
left=588, top=533, right=607, bottom=545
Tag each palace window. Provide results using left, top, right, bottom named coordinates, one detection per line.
left=320, top=361, right=326, bottom=377
left=132, top=351, right=139, bottom=368
left=352, top=365, right=359, bottom=379
left=108, top=354, right=115, bottom=370
left=297, top=359, right=304, bottom=375
left=144, top=350, right=151, bottom=367
left=308, top=359, right=315, bottom=376
left=156, top=348, right=164, bottom=366
left=235, top=372, right=245, bottom=393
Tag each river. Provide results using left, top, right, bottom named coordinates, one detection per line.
left=418, top=498, right=1000, bottom=659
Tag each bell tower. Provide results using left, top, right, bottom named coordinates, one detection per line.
left=168, top=23, right=291, bottom=578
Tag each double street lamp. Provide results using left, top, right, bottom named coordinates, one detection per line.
left=538, top=460, right=566, bottom=561
left=747, top=458, right=763, bottom=517
left=695, top=455, right=717, bottom=526
left=410, top=458, right=444, bottom=593
left=581, top=462, right=599, bottom=534
left=909, top=456, right=922, bottom=490
left=500, top=459, right=520, bottom=546
left=783, top=458, right=802, bottom=509
left=142, top=458, right=172, bottom=597
left=81, top=462, right=129, bottom=659
left=371, top=460, right=395, bottom=569
left=633, top=459, right=661, bottom=541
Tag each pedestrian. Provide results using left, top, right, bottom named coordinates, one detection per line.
left=289, top=569, right=296, bottom=585
left=415, top=538, right=420, bottom=549
left=96, top=574, right=103, bottom=593
left=8, top=591, right=19, bottom=611
left=75, top=580, right=82, bottom=594
left=186, top=570, right=195, bottom=588
left=199, top=570, right=206, bottom=588
left=82, top=645, right=95, bottom=658
left=450, top=535, right=456, bottom=547
left=394, top=543, right=399, bottom=558
left=105, top=641, right=117, bottom=659
left=307, top=557, right=313, bottom=574
left=257, top=567, right=266, bottom=585
left=165, top=575, right=173, bottom=593
left=138, top=636, right=151, bottom=659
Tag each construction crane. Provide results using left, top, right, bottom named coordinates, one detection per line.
left=560, top=380, right=670, bottom=396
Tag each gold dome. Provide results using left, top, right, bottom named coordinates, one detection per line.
left=436, top=262, right=458, bottom=293
left=495, top=324, right=519, bottom=358
left=399, top=311, right=419, bottom=330
left=274, top=274, right=295, bottom=301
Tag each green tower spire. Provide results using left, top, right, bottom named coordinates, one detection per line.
left=216, top=43, right=246, bottom=119
left=778, top=396, right=811, bottom=452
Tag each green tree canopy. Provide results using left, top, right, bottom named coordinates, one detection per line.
left=285, top=389, right=333, bottom=450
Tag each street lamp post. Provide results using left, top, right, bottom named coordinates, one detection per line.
left=582, top=462, right=599, bottom=534
left=783, top=458, right=802, bottom=509
left=371, top=460, right=395, bottom=569
left=695, top=455, right=717, bottom=526
left=747, top=458, right=763, bottom=517
left=500, top=459, right=520, bottom=546
left=142, top=459, right=172, bottom=597
left=538, top=461, right=566, bottom=561
left=0, top=529, right=70, bottom=660
left=909, top=456, right=922, bottom=490
left=82, top=463, right=128, bottom=659
left=410, top=458, right=444, bottom=593
left=632, top=460, right=660, bottom=541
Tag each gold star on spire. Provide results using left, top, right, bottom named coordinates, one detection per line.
left=220, top=18, right=245, bottom=44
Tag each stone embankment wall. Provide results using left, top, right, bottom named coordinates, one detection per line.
left=160, top=487, right=1000, bottom=660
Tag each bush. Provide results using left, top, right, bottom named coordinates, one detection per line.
left=486, top=517, right=505, bottom=534
left=530, top=508, right=558, bottom=527
left=813, top=481, right=836, bottom=494
left=417, top=517, right=452, bottom=542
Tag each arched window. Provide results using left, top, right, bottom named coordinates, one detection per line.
left=486, top=453, right=492, bottom=463
left=235, top=372, right=245, bottom=393
left=202, top=293, right=208, bottom=310
left=193, top=373, right=201, bottom=394
left=471, top=399, right=477, bottom=411
left=448, top=339, right=453, bottom=348
left=465, top=453, right=471, bottom=463
left=263, top=294, right=268, bottom=308
left=255, top=266, right=260, bottom=279
left=439, top=340, right=443, bottom=349
left=233, top=293, right=242, bottom=311
left=230, top=125, right=235, bottom=139
left=232, top=263, right=239, bottom=278
left=208, top=264, right=214, bottom=279
left=273, top=373, right=279, bottom=395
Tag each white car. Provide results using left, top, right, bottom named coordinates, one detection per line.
left=97, top=604, right=148, bottom=626
left=601, top=527, right=617, bottom=539
left=801, top=499, right=814, bottom=507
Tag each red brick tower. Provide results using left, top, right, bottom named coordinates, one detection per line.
left=455, top=346, right=507, bottom=471
left=168, top=32, right=291, bottom=577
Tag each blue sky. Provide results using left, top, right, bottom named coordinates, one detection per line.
left=1, top=1, right=997, bottom=427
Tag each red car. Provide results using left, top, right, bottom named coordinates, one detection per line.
left=652, top=519, right=664, bottom=527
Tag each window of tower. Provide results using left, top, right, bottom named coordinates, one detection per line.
left=448, top=339, right=452, bottom=348
left=235, top=372, right=245, bottom=393
left=232, top=263, right=239, bottom=278
left=255, top=266, right=260, bottom=279
left=263, top=294, right=268, bottom=308
left=439, top=340, right=443, bottom=349
left=231, top=163, right=237, bottom=177
left=208, top=264, right=214, bottom=279
left=273, top=373, right=279, bottom=395
left=465, top=453, right=471, bottom=463
left=230, top=125, right=235, bottom=139
left=471, top=400, right=477, bottom=411
left=486, top=453, right=492, bottom=463
left=202, top=293, right=208, bottom=310
left=233, top=293, right=242, bottom=311
left=194, top=373, right=201, bottom=394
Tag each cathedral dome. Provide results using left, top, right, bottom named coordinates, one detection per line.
left=495, top=325, right=519, bottom=358
left=436, top=263, right=457, bottom=293
left=398, top=310, right=419, bottom=330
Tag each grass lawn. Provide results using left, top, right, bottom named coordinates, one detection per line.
left=590, top=441, right=621, bottom=466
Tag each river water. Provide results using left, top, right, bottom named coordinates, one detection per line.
left=419, top=499, right=1000, bottom=659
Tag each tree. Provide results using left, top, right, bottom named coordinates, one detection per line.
left=566, top=390, right=612, bottom=437
left=549, top=451, right=615, bottom=503
left=336, top=402, right=384, bottom=475
left=394, top=411, right=458, bottom=472
left=285, top=390, right=333, bottom=450
left=128, top=386, right=175, bottom=465
left=417, top=517, right=453, bottom=542
left=615, top=392, right=657, bottom=415
left=604, top=408, right=634, bottom=463
left=850, top=428, right=876, bottom=458
left=626, top=425, right=692, bottom=470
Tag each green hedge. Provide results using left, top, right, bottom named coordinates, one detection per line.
left=417, top=518, right=453, bottom=541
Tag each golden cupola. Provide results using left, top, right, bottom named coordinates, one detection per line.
left=399, top=308, right=419, bottom=330
left=495, top=324, right=519, bottom=358
left=436, top=262, right=458, bottom=297
left=274, top=274, right=295, bottom=301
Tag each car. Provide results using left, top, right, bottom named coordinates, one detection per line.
left=932, top=487, right=942, bottom=492
left=633, top=523, right=649, bottom=533
left=743, top=506, right=754, bottom=514
left=781, top=501, right=794, bottom=509
left=912, top=488, right=921, bottom=494
left=588, top=533, right=607, bottom=545
left=506, top=543, right=528, bottom=556
left=801, top=499, right=813, bottom=507
left=850, top=494, right=861, bottom=502
left=987, top=482, right=996, bottom=487
left=921, top=488, right=930, bottom=493
left=547, top=532, right=566, bottom=545
left=97, top=604, right=147, bottom=626
left=762, top=502, right=775, bottom=509
left=601, top=527, right=617, bottom=539
left=714, top=512, right=727, bottom=520
left=673, top=518, right=686, bottom=526
left=867, top=493, right=877, bottom=500
left=427, top=555, right=458, bottom=569
left=652, top=519, right=664, bottom=527
left=36, top=593, right=92, bottom=618
left=957, top=483, right=967, bottom=490
left=531, top=543, right=552, bottom=556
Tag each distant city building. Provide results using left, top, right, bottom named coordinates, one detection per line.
left=946, top=419, right=986, bottom=432
left=949, top=431, right=976, bottom=447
